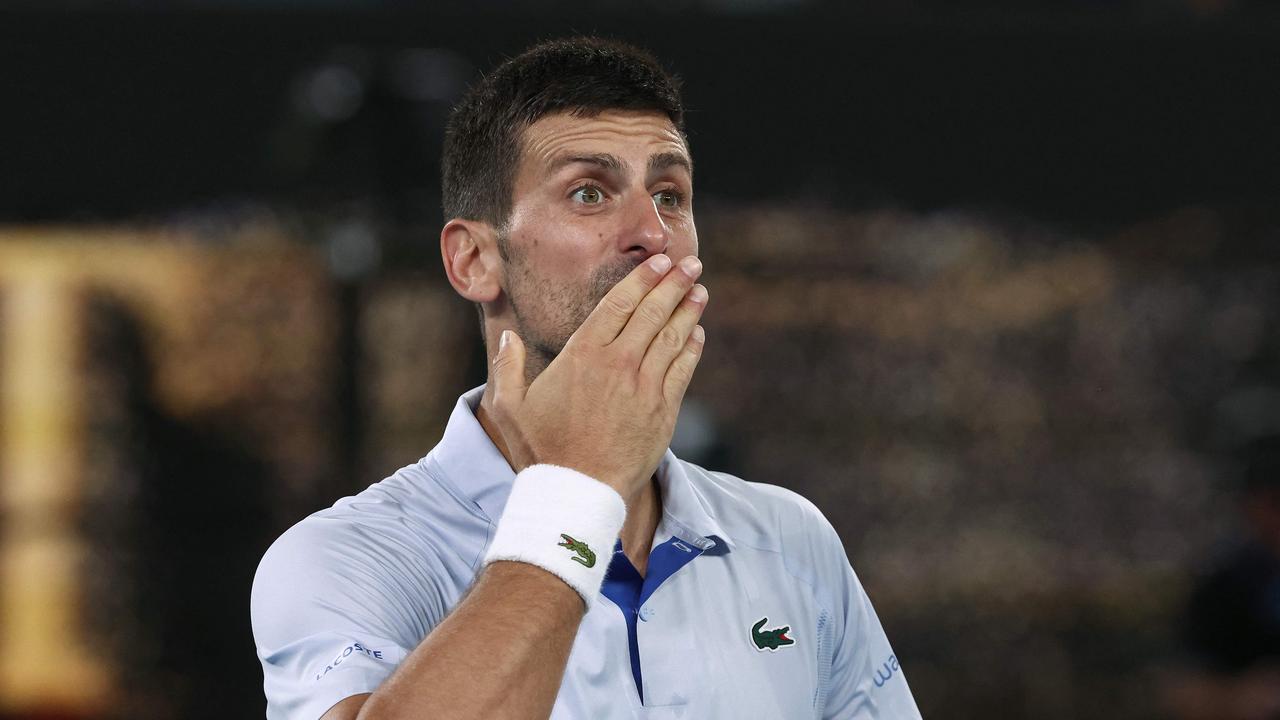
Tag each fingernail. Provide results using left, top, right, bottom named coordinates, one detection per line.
left=648, top=254, right=672, bottom=274
left=679, top=256, right=702, bottom=277
left=692, top=325, right=705, bottom=343
left=688, top=284, right=708, bottom=304
left=499, top=330, right=510, bottom=351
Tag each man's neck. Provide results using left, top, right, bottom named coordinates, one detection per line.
left=475, top=385, right=662, bottom=577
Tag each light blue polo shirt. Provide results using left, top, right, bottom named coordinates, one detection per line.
left=251, top=385, right=921, bottom=719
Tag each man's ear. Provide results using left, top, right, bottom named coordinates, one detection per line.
left=440, top=218, right=502, bottom=303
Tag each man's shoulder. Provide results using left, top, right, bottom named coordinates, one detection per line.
left=677, top=460, right=840, bottom=556
left=253, top=458, right=488, bottom=599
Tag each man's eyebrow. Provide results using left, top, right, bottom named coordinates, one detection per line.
left=648, top=152, right=692, bottom=176
left=547, top=152, right=626, bottom=174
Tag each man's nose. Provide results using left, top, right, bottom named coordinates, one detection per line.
left=618, top=189, right=669, bottom=258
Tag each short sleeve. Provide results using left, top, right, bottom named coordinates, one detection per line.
left=813, top=514, right=922, bottom=719
left=250, top=519, right=439, bottom=720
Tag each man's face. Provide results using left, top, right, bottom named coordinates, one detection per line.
left=497, top=109, right=697, bottom=374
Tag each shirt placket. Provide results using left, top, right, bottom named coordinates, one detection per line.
left=601, top=525, right=716, bottom=709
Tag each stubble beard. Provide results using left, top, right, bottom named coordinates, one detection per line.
left=499, top=232, right=640, bottom=384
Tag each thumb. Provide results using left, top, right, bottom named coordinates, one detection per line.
left=491, top=329, right=528, bottom=406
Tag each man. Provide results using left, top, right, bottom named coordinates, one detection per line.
left=251, top=37, right=921, bottom=720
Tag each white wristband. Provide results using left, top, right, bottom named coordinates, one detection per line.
left=482, top=464, right=626, bottom=610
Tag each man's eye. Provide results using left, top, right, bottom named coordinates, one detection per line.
left=572, top=186, right=604, bottom=204
left=653, top=190, right=682, bottom=208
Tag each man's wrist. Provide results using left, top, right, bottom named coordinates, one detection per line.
left=481, top=464, right=627, bottom=610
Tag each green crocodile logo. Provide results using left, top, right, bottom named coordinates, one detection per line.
left=557, top=534, right=596, bottom=568
left=751, top=617, right=796, bottom=651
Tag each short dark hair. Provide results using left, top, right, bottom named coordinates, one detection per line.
left=442, top=36, right=686, bottom=228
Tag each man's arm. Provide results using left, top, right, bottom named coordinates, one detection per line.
left=318, top=253, right=708, bottom=720
left=322, top=562, right=584, bottom=720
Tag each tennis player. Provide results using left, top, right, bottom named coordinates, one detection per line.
left=251, top=36, right=921, bottom=720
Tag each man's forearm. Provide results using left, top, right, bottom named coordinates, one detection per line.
left=356, top=561, right=584, bottom=720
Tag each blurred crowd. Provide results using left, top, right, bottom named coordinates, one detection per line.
left=2, top=200, right=1275, bottom=718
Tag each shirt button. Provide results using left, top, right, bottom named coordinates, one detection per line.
left=638, top=607, right=655, bottom=621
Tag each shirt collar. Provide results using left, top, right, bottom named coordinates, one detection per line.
left=654, top=446, right=731, bottom=552
left=429, top=384, right=730, bottom=550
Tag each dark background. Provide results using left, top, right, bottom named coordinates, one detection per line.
left=5, top=4, right=1279, bottom=225
left=2, top=2, right=1279, bottom=719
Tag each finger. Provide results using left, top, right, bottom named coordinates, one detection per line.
left=662, top=324, right=706, bottom=407
left=639, top=283, right=707, bottom=384
left=569, top=253, right=673, bottom=348
left=611, top=255, right=702, bottom=361
left=490, top=330, right=528, bottom=412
